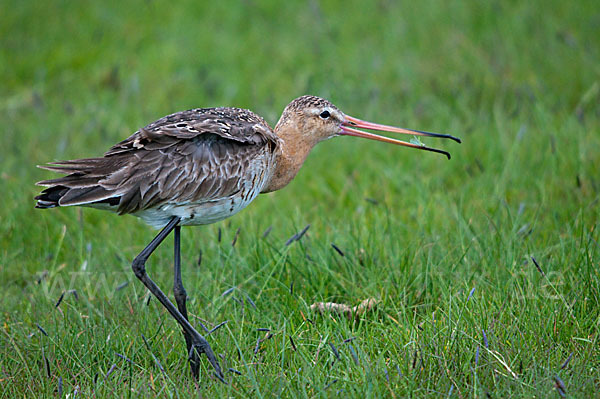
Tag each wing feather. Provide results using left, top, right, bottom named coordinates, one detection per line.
left=35, top=107, right=280, bottom=214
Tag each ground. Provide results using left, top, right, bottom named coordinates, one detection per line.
left=1, top=1, right=599, bottom=397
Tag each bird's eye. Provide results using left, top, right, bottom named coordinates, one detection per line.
left=319, top=110, right=331, bottom=119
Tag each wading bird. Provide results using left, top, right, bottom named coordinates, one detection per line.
left=35, top=95, right=460, bottom=380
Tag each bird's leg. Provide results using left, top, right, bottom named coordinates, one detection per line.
left=131, top=217, right=223, bottom=380
left=172, top=225, right=201, bottom=377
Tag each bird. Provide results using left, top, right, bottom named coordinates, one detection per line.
left=35, top=95, right=460, bottom=380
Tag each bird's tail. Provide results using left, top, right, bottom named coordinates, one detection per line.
left=35, top=158, right=122, bottom=209
left=35, top=185, right=69, bottom=208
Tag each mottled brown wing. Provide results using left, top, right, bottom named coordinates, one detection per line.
left=106, top=107, right=277, bottom=156
left=36, top=107, right=279, bottom=214
left=102, top=132, right=273, bottom=214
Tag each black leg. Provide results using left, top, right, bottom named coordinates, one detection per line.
left=173, top=225, right=201, bottom=377
left=132, top=217, right=223, bottom=380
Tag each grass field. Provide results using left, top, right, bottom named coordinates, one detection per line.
left=1, top=0, right=599, bottom=397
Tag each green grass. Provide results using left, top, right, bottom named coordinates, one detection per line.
left=1, top=0, right=599, bottom=397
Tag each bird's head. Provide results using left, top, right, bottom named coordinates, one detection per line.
left=276, top=95, right=461, bottom=159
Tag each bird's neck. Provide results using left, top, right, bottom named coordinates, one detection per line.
left=263, top=122, right=318, bottom=193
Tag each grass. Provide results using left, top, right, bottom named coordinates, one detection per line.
left=1, top=0, right=599, bottom=397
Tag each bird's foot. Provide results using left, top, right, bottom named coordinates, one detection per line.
left=188, top=331, right=224, bottom=382
left=187, top=342, right=200, bottom=378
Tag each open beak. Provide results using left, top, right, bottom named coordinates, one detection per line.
left=340, top=115, right=461, bottom=159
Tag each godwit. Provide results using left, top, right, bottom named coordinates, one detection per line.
left=35, top=95, right=460, bottom=380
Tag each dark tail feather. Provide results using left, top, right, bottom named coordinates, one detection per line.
left=59, top=186, right=117, bottom=206
left=35, top=186, right=69, bottom=208
left=35, top=183, right=121, bottom=209
left=35, top=157, right=125, bottom=209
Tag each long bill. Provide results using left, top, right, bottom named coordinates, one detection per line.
left=340, top=115, right=461, bottom=160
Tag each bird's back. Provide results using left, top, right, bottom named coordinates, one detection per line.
left=36, top=107, right=280, bottom=228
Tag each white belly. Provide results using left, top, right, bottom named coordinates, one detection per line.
left=134, top=192, right=256, bottom=228
left=133, top=167, right=270, bottom=229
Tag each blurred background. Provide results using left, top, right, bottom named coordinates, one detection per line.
left=1, top=0, right=599, bottom=396
left=3, top=0, right=598, bottom=236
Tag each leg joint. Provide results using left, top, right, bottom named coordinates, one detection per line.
left=174, top=285, right=187, bottom=299
left=132, top=257, right=146, bottom=278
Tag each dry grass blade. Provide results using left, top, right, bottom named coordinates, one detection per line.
left=487, top=349, right=518, bottom=379
left=310, top=298, right=379, bottom=319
